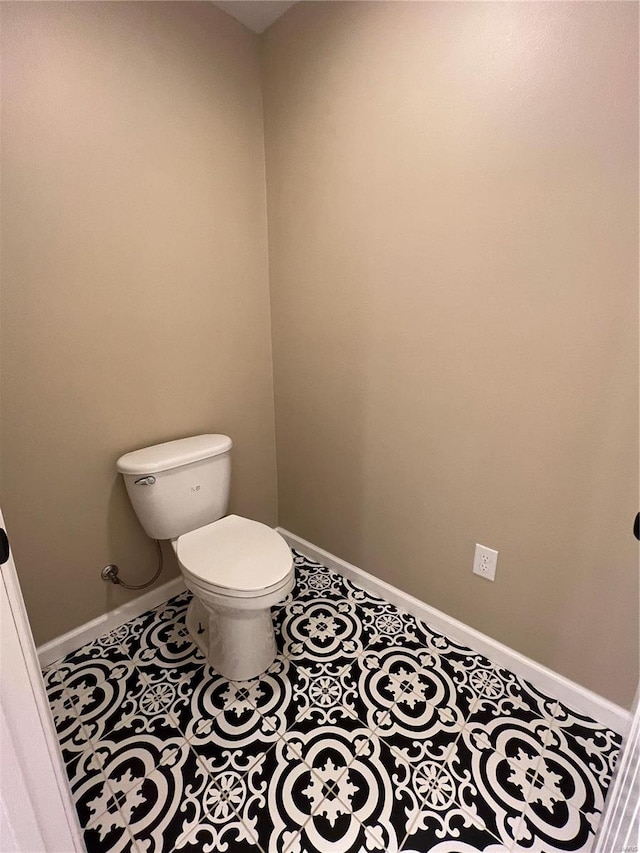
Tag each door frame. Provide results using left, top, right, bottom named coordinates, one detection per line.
left=593, top=685, right=640, bottom=851
left=0, top=508, right=84, bottom=852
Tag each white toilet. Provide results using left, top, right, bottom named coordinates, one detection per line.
left=116, top=434, right=294, bottom=680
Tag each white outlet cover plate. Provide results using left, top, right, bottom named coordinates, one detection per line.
left=473, top=544, right=498, bottom=581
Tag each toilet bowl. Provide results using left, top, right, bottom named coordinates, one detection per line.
left=116, top=434, right=294, bottom=681
left=172, top=514, right=294, bottom=679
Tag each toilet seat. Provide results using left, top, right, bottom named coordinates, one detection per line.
left=175, top=514, right=293, bottom=598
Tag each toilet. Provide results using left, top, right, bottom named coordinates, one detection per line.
left=116, top=435, right=294, bottom=680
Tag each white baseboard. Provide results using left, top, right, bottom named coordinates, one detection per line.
left=278, top=528, right=632, bottom=737
left=37, top=576, right=186, bottom=668
left=36, top=530, right=631, bottom=737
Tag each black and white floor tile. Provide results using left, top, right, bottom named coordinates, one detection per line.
left=43, top=550, right=621, bottom=852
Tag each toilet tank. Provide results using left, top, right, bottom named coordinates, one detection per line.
left=116, top=435, right=232, bottom=540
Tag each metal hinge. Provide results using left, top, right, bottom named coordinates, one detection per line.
left=0, top=529, right=9, bottom=565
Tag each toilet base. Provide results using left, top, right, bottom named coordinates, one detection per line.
left=185, top=596, right=277, bottom=681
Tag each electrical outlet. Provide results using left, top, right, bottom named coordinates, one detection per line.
left=473, top=544, right=498, bottom=581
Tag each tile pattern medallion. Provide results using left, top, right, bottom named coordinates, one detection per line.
left=43, top=550, right=621, bottom=852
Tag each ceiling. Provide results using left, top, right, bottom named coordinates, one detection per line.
left=213, top=1, right=297, bottom=33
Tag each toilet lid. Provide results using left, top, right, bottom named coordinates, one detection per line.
left=176, top=515, right=292, bottom=593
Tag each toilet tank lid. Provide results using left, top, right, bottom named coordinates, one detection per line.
left=116, top=434, right=232, bottom=475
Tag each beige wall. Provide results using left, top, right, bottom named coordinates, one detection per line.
left=1, top=1, right=637, bottom=708
left=0, top=2, right=277, bottom=644
left=262, top=1, right=639, bottom=707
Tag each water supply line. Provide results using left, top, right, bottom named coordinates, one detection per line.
left=101, top=539, right=163, bottom=590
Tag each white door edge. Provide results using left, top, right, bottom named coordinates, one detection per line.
left=0, top=508, right=84, bottom=852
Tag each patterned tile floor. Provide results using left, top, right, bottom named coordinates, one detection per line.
left=43, top=550, right=621, bottom=853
